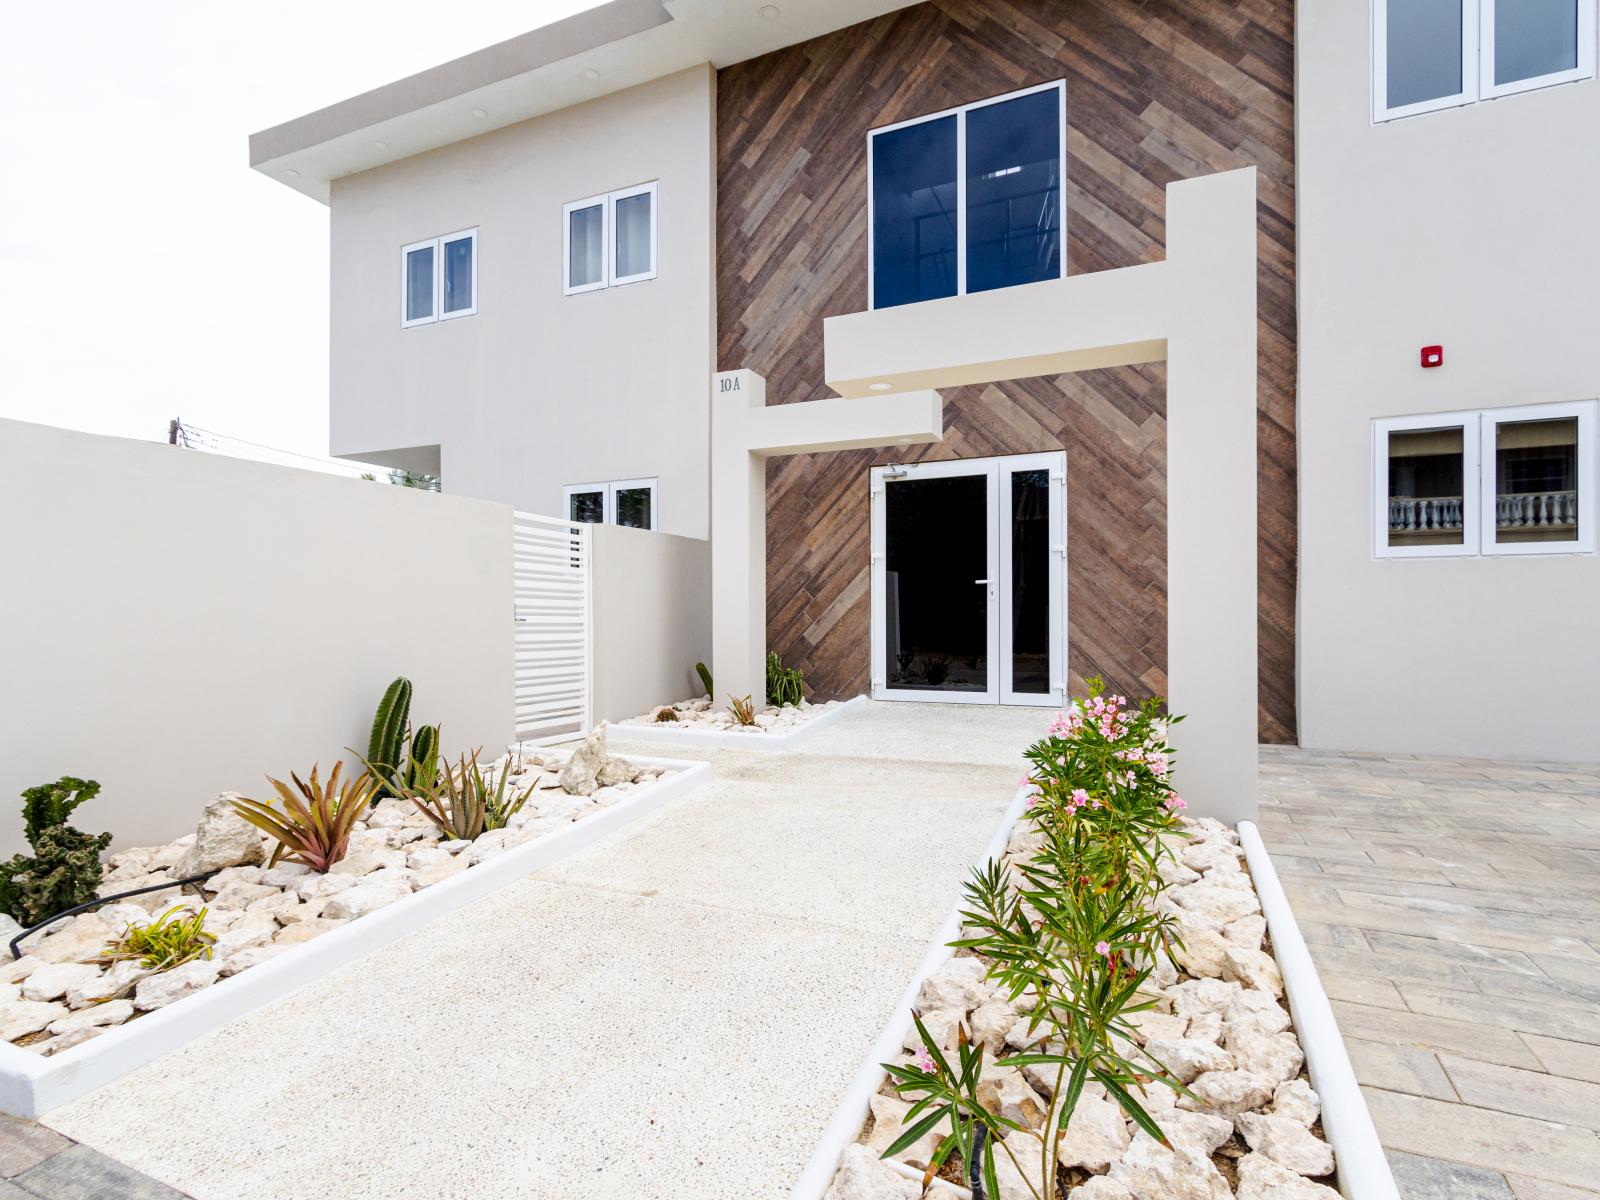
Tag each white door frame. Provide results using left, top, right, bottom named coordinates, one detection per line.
left=869, top=452, right=1066, bottom=707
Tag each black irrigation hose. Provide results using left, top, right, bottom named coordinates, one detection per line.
left=968, top=1125, right=988, bottom=1200
left=9, top=870, right=221, bottom=960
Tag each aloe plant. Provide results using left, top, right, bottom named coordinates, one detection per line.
left=728, top=694, right=758, bottom=726
left=367, top=677, right=412, bottom=799
left=100, top=905, right=216, bottom=973
left=232, top=763, right=377, bottom=872
left=409, top=750, right=528, bottom=841
left=407, top=724, right=440, bottom=793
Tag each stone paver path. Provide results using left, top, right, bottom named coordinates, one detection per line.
left=1258, top=745, right=1600, bottom=1200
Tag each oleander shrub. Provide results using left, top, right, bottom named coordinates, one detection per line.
left=886, top=680, right=1190, bottom=1195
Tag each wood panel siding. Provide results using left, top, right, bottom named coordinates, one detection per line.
left=717, top=0, right=1297, bottom=742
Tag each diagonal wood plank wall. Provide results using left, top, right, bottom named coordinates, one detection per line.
left=717, top=0, right=1297, bottom=742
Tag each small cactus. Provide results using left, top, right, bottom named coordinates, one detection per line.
left=653, top=707, right=679, bottom=723
left=694, top=661, right=714, bottom=699
left=407, top=724, right=440, bottom=791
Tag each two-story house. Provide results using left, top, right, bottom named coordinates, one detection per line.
left=249, top=0, right=1599, bottom=764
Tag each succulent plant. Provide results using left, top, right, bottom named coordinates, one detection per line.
left=409, top=749, right=530, bottom=842
left=0, top=777, right=112, bottom=928
left=232, top=763, right=377, bottom=872
left=407, top=724, right=440, bottom=793
left=99, top=905, right=216, bottom=974
left=766, top=652, right=805, bottom=707
left=695, top=661, right=714, bottom=699
left=654, top=707, right=679, bottom=723
left=729, top=694, right=758, bottom=726
left=366, top=677, right=413, bottom=799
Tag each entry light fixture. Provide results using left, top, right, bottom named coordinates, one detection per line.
left=582, top=67, right=601, bottom=81
left=869, top=382, right=892, bottom=392
left=760, top=5, right=781, bottom=19
left=371, top=140, right=389, bottom=152
left=283, top=168, right=300, bottom=178
left=470, top=107, right=489, bottom=120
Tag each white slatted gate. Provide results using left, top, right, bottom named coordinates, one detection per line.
left=513, top=511, right=592, bottom=742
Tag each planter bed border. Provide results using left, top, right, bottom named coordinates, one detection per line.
left=613, top=694, right=868, bottom=752
left=789, top=795, right=1400, bottom=1200
left=0, top=753, right=711, bottom=1119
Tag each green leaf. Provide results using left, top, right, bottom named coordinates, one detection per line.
left=880, top=1104, right=949, bottom=1159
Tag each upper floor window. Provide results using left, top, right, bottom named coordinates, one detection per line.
left=1375, top=400, right=1595, bottom=556
left=564, top=182, right=658, bottom=295
left=1374, top=0, right=1596, bottom=121
left=401, top=229, right=476, bottom=327
left=564, top=478, right=658, bottom=530
left=868, top=81, right=1065, bottom=310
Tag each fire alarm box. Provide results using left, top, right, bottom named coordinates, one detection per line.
left=1420, top=345, right=1443, bottom=368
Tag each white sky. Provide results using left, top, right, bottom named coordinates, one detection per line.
left=0, top=1, right=603, bottom=457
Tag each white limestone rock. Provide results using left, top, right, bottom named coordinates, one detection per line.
left=329, top=847, right=408, bottom=876
left=413, top=855, right=471, bottom=889
left=559, top=727, right=606, bottom=796
left=1270, top=1080, right=1320, bottom=1128
left=915, top=957, right=989, bottom=1015
left=1145, top=1037, right=1234, bottom=1084
left=1224, top=915, right=1268, bottom=951
left=174, top=793, right=266, bottom=876
left=245, top=891, right=301, bottom=918
left=1169, top=978, right=1243, bottom=1020
left=595, top=756, right=637, bottom=788
left=37, top=1026, right=104, bottom=1056
left=1172, top=918, right=1231, bottom=979
left=95, top=903, right=152, bottom=939
left=31, top=914, right=114, bottom=965
left=218, top=944, right=287, bottom=978
left=1109, top=1132, right=1231, bottom=1200
left=210, top=881, right=280, bottom=910
left=47, top=998, right=133, bottom=1036
left=1057, top=1093, right=1132, bottom=1172
left=1227, top=989, right=1291, bottom=1036
left=1179, top=1069, right=1275, bottom=1116
left=1223, top=947, right=1285, bottom=997
left=22, top=962, right=103, bottom=1004
left=864, top=1093, right=941, bottom=1168
left=1235, top=1152, right=1343, bottom=1200
left=292, top=873, right=357, bottom=901
left=0, top=999, right=69, bottom=1041
left=1183, top=839, right=1244, bottom=876
left=134, top=959, right=221, bottom=1010
left=976, top=1064, right=1048, bottom=1131
left=1158, top=856, right=1203, bottom=887
left=1186, top=1012, right=1224, bottom=1045
left=1127, top=1010, right=1189, bottom=1046
left=970, top=1000, right=1017, bottom=1054
left=0, top=956, right=41, bottom=985
left=72, top=959, right=148, bottom=1005
left=902, top=1008, right=963, bottom=1053
left=822, top=1143, right=919, bottom=1200
left=261, top=863, right=311, bottom=888
left=214, top=911, right=279, bottom=953
left=1172, top=877, right=1260, bottom=924
left=467, top=830, right=512, bottom=866
left=1224, top=1023, right=1304, bottom=1087
left=322, top=882, right=411, bottom=921
left=1235, top=1112, right=1335, bottom=1178
left=272, top=918, right=347, bottom=946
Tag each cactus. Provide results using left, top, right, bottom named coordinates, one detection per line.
left=766, top=652, right=805, bottom=707
left=407, top=724, right=440, bottom=792
left=0, top=777, right=112, bottom=928
left=367, top=677, right=412, bottom=799
left=695, top=661, right=714, bottom=699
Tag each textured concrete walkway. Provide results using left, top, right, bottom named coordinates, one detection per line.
left=40, top=702, right=1041, bottom=1200
left=1258, top=745, right=1600, bottom=1200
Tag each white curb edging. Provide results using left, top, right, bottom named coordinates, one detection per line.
left=788, top=783, right=1033, bottom=1200
left=1238, top=820, right=1400, bottom=1200
left=610, top=694, right=869, bottom=752
left=0, top=754, right=710, bottom=1119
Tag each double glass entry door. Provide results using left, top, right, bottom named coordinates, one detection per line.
left=870, top=453, right=1064, bottom=706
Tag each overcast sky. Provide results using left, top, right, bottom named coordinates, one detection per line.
left=0, top=1, right=601, bottom=458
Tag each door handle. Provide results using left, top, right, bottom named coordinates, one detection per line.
left=974, top=578, right=988, bottom=584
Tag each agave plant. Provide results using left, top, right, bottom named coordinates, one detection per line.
left=729, top=694, right=758, bottom=726
left=411, top=750, right=528, bottom=841
left=231, top=763, right=377, bottom=872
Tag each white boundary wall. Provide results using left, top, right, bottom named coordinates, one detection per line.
left=0, top=418, right=514, bottom=856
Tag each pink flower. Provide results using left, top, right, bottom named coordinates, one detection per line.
left=1164, top=795, right=1187, bottom=811
left=915, top=1048, right=936, bottom=1073
left=1095, top=940, right=1112, bottom=957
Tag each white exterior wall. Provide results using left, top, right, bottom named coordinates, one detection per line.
left=589, top=524, right=710, bottom=722
left=328, top=65, right=715, bottom=538
left=1296, top=4, right=1600, bottom=760
left=0, top=419, right=513, bottom=857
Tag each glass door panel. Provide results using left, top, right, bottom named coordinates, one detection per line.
left=881, top=467, right=995, bottom=699
left=1005, top=467, right=1053, bottom=698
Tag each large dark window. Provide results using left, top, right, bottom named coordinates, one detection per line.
left=870, top=115, right=958, bottom=310
left=966, top=91, right=1061, bottom=294
left=869, top=83, right=1064, bottom=310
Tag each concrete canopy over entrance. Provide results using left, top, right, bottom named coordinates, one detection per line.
left=713, top=168, right=1258, bottom=823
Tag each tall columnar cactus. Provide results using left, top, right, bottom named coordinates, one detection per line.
left=694, top=662, right=714, bottom=700
left=367, top=677, right=412, bottom=799
left=0, top=777, right=113, bottom=928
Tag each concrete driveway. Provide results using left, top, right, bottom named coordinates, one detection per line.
left=40, top=703, right=1040, bottom=1200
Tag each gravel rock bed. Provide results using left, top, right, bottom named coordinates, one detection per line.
left=826, top=816, right=1337, bottom=1200
left=0, top=731, right=674, bottom=1057
left=620, top=696, right=844, bottom=735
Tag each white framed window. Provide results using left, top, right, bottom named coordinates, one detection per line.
left=563, top=182, right=658, bottom=295
left=868, top=80, right=1065, bottom=310
left=1374, top=0, right=1596, bottom=121
left=401, top=228, right=477, bottom=326
left=1374, top=400, right=1595, bottom=556
left=564, top=478, right=659, bottom=530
